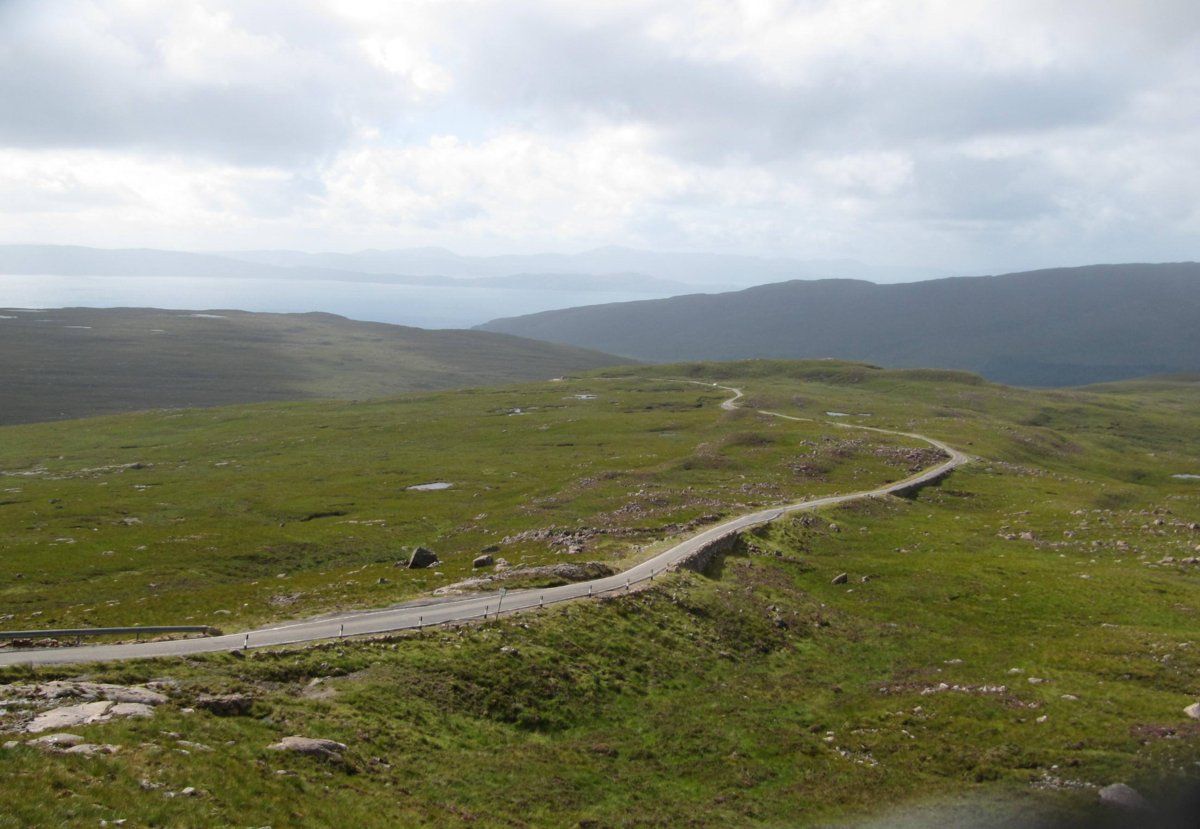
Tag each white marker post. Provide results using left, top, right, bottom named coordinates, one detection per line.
left=496, top=588, right=507, bottom=617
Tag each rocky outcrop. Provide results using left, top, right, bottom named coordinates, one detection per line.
left=2, top=681, right=168, bottom=733
left=26, top=701, right=115, bottom=733
left=267, top=735, right=347, bottom=760
left=3, top=680, right=167, bottom=706
left=677, top=532, right=739, bottom=574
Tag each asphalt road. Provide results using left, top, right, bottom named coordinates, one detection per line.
left=0, top=383, right=969, bottom=667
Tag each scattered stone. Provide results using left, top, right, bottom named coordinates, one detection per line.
left=164, top=786, right=201, bottom=798
left=195, top=693, right=254, bottom=717
left=472, top=554, right=494, bottom=568
left=831, top=572, right=849, bottom=585
left=1098, top=783, right=1149, bottom=811
left=62, top=743, right=119, bottom=756
left=1184, top=702, right=1200, bottom=720
left=267, top=735, right=347, bottom=760
left=1019, top=531, right=1037, bottom=541
left=26, top=732, right=85, bottom=749
left=407, top=546, right=439, bottom=569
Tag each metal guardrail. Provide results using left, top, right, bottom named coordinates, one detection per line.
left=0, top=625, right=218, bottom=641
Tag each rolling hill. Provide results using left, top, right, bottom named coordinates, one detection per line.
left=479, top=263, right=1200, bottom=386
left=0, top=307, right=629, bottom=424
left=2, top=362, right=1199, bottom=825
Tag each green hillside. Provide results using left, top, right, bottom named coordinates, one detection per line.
left=0, top=307, right=629, bottom=425
left=1, top=362, right=1199, bottom=826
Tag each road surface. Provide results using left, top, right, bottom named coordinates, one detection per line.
left=0, top=383, right=969, bottom=666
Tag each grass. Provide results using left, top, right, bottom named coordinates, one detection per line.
left=0, top=374, right=932, bottom=631
left=1, top=360, right=1199, bottom=826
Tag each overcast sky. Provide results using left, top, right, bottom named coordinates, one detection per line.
left=1, top=0, right=1197, bottom=273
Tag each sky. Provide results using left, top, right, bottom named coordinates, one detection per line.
left=1, top=0, right=1198, bottom=273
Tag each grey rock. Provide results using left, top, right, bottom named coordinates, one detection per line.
left=407, top=546, right=439, bottom=569
left=27, top=732, right=85, bottom=749
left=267, top=735, right=348, bottom=760
left=101, top=685, right=167, bottom=705
left=25, top=701, right=113, bottom=733
left=62, top=743, right=120, bottom=756
left=472, top=554, right=494, bottom=568
left=1098, top=783, right=1149, bottom=811
left=108, top=702, right=154, bottom=719
left=1184, top=702, right=1200, bottom=720
left=831, top=572, right=849, bottom=585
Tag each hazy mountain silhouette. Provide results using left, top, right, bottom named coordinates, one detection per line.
left=479, top=263, right=1200, bottom=386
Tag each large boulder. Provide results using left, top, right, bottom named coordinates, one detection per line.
left=407, top=546, right=439, bottom=569
left=267, top=735, right=347, bottom=760
left=472, top=554, right=494, bottom=568
left=1098, top=783, right=1149, bottom=811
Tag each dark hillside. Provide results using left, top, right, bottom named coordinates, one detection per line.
left=480, top=263, right=1200, bottom=386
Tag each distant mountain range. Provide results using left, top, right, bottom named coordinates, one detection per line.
left=0, top=307, right=628, bottom=425
left=0, top=245, right=694, bottom=295
left=222, top=245, right=943, bottom=285
left=479, top=263, right=1200, bottom=386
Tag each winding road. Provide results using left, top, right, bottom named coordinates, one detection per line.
left=0, top=383, right=969, bottom=667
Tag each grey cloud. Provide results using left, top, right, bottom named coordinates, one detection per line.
left=445, top=7, right=1139, bottom=162
left=0, top=0, right=412, bottom=165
